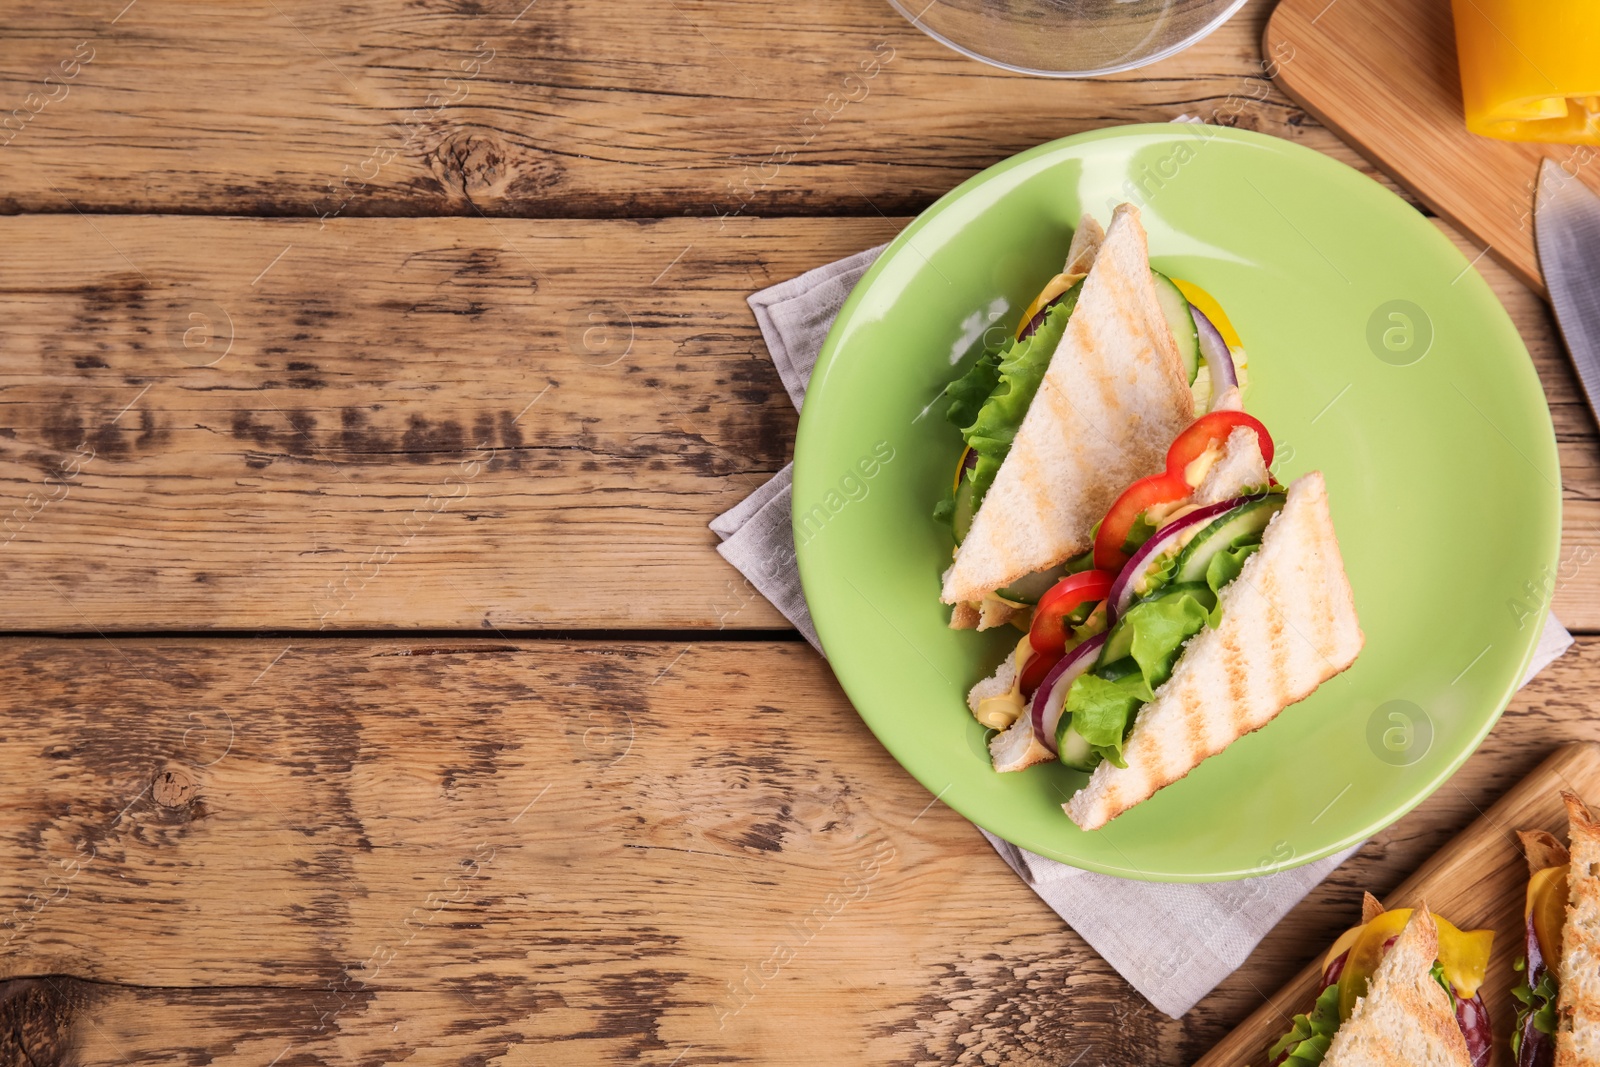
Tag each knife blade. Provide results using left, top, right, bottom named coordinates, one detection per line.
left=1536, top=158, right=1600, bottom=430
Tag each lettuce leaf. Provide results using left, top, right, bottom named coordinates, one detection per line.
left=943, top=349, right=1002, bottom=432
left=1127, top=591, right=1211, bottom=688
left=955, top=297, right=1077, bottom=507
left=1429, top=960, right=1457, bottom=1007
left=1199, top=540, right=1260, bottom=624
left=1511, top=957, right=1558, bottom=1060
left=932, top=351, right=999, bottom=530
left=1064, top=589, right=1212, bottom=766
left=1138, top=547, right=1182, bottom=601
left=1063, top=672, right=1145, bottom=767
left=1267, top=982, right=1342, bottom=1067
left=1205, top=541, right=1258, bottom=594
left=1122, top=512, right=1160, bottom=557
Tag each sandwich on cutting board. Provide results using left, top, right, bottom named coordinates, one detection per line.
left=1512, top=790, right=1600, bottom=1066
left=934, top=204, right=1363, bottom=829
left=1265, top=895, right=1493, bottom=1067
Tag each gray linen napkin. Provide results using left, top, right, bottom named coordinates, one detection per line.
left=711, top=244, right=1575, bottom=1018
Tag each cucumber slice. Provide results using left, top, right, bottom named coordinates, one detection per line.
left=1173, top=495, right=1284, bottom=584
left=1099, top=618, right=1136, bottom=669
left=952, top=474, right=979, bottom=543
left=1056, top=721, right=1101, bottom=771
left=1151, top=271, right=1200, bottom=384
left=996, top=562, right=1067, bottom=605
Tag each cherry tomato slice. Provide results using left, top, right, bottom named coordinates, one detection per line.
left=1018, top=649, right=1060, bottom=697
left=1091, top=470, right=1190, bottom=572
left=1166, top=410, right=1274, bottom=477
left=1028, top=569, right=1115, bottom=656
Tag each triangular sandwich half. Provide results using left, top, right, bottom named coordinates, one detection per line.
left=1064, top=468, right=1363, bottom=830
left=941, top=203, right=1195, bottom=608
left=1321, top=907, right=1473, bottom=1067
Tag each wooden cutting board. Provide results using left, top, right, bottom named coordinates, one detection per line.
left=1264, top=0, right=1600, bottom=296
left=1197, top=742, right=1600, bottom=1067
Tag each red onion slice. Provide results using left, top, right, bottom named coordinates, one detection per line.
left=1018, top=286, right=1076, bottom=340
left=1191, top=304, right=1238, bottom=407
left=1105, top=495, right=1260, bottom=619
left=1028, top=631, right=1107, bottom=755
left=1518, top=910, right=1553, bottom=1067
left=1322, top=949, right=1349, bottom=988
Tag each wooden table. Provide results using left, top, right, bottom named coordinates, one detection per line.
left=0, top=1, right=1595, bottom=1063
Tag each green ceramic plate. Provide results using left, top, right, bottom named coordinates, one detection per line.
left=793, top=125, right=1560, bottom=882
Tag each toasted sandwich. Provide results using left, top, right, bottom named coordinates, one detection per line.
left=1061, top=460, right=1363, bottom=829
left=1512, top=790, right=1600, bottom=1067
left=978, top=405, right=1363, bottom=818
left=937, top=202, right=1202, bottom=630
left=1266, top=896, right=1493, bottom=1067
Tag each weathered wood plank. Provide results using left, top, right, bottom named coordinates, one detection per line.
left=0, top=638, right=1164, bottom=1065
left=0, top=213, right=1591, bottom=632
left=0, top=0, right=1406, bottom=218
left=0, top=636, right=1595, bottom=1065
left=0, top=214, right=909, bottom=631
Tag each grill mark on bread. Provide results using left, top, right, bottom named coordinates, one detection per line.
left=1180, top=673, right=1206, bottom=785
left=1269, top=610, right=1291, bottom=727
left=1261, top=561, right=1292, bottom=724
left=1224, top=611, right=1249, bottom=741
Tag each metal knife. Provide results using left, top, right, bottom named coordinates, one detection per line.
left=1536, top=158, right=1600, bottom=430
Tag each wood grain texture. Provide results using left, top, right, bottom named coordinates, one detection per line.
left=1196, top=742, right=1600, bottom=1067
left=0, top=213, right=1593, bottom=633
left=0, top=636, right=1594, bottom=1065
left=1265, top=0, right=1600, bottom=295
left=0, top=0, right=1409, bottom=219
left=0, top=637, right=1178, bottom=1066
left=0, top=213, right=908, bottom=631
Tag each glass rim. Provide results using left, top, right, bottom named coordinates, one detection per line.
left=886, top=0, right=1253, bottom=78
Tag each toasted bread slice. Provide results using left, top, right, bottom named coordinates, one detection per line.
left=1322, top=907, right=1472, bottom=1067
left=1194, top=425, right=1271, bottom=505
left=1557, top=791, right=1600, bottom=1067
left=1063, top=214, right=1104, bottom=276
left=949, top=602, right=981, bottom=630
left=1520, top=828, right=1571, bottom=874
left=976, top=598, right=1019, bottom=631
left=966, top=655, right=1056, bottom=773
left=989, top=713, right=1053, bottom=773
left=1064, top=471, right=1363, bottom=830
left=941, top=204, right=1194, bottom=605
left=966, top=655, right=1017, bottom=714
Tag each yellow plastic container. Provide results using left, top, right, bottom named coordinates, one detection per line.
left=1452, top=0, right=1600, bottom=144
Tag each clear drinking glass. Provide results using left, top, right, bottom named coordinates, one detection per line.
left=889, top=0, right=1250, bottom=78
